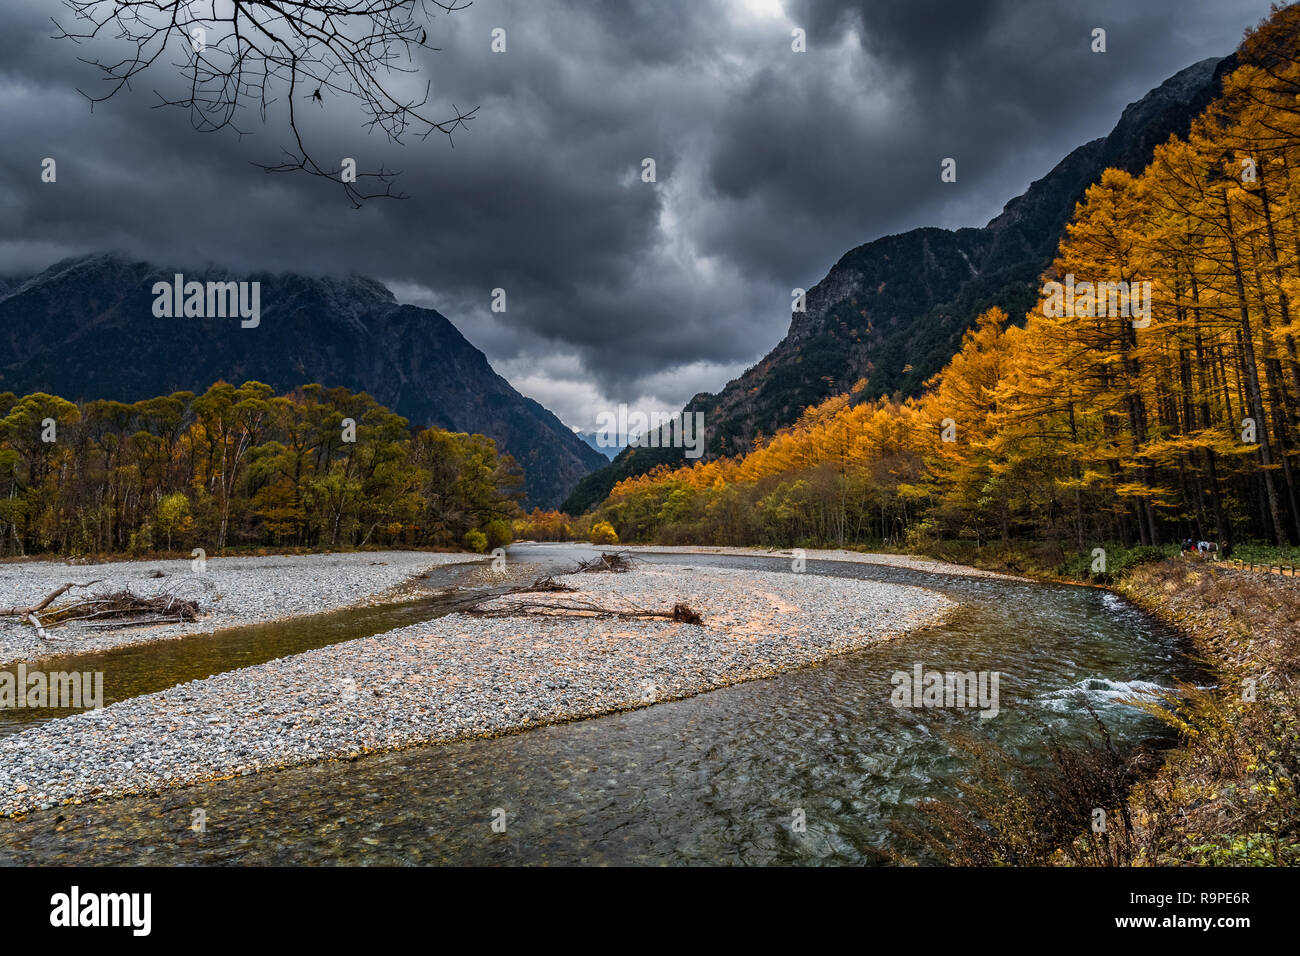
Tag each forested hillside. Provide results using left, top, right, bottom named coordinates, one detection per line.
left=0, top=255, right=605, bottom=509
left=592, top=6, right=1300, bottom=555
left=564, top=54, right=1233, bottom=514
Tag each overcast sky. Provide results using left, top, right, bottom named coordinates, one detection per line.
left=0, top=0, right=1278, bottom=431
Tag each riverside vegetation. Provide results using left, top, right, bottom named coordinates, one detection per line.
left=586, top=7, right=1300, bottom=559
left=901, top=560, right=1299, bottom=866
left=0, top=381, right=524, bottom=558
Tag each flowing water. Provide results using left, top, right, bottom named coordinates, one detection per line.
left=0, top=560, right=500, bottom=736
left=0, top=545, right=1200, bottom=865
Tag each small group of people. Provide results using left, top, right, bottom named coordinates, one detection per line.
left=1181, top=538, right=1221, bottom=557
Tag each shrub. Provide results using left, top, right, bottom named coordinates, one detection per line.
left=1061, top=542, right=1176, bottom=582
left=589, top=520, right=619, bottom=545
left=463, top=529, right=488, bottom=553
left=484, top=518, right=512, bottom=550
left=127, top=522, right=154, bottom=555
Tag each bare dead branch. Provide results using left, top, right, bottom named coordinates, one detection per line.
left=52, top=0, right=477, bottom=205
left=574, top=552, right=637, bottom=573
left=0, top=579, right=104, bottom=617
left=517, top=575, right=576, bottom=593
left=2, top=581, right=200, bottom=636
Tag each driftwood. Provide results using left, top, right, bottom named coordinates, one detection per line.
left=450, top=551, right=697, bottom=623
left=519, top=575, right=575, bottom=593
left=668, top=602, right=702, bottom=624
left=468, top=597, right=702, bottom=624
left=1, top=580, right=200, bottom=639
left=0, top=580, right=104, bottom=617
left=1, top=580, right=103, bottom=640
left=574, top=551, right=636, bottom=573
left=41, top=589, right=201, bottom=627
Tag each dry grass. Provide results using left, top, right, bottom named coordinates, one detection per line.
left=1115, top=562, right=1300, bottom=865
left=898, top=560, right=1299, bottom=866
left=893, top=715, right=1166, bottom=866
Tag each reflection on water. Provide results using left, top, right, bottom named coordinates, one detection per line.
left=0, top=546, right=1199, bottom=865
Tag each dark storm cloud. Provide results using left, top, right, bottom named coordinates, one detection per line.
left=0, top=0, right=1278, bottom=428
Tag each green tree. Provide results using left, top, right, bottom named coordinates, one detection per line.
left=154, top=491, right=192, bottom=551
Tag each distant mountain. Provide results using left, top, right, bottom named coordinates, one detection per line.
left=575, top=430, right=621, bottom=461
left=0, top=254, right=606, bottom=507
left=563, top=55, right=1232, bottom=514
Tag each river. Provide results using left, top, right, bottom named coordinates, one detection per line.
left=0, top=544, right=1199, bottom=864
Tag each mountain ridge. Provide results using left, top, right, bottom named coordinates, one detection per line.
left=0, top=253, right=607, bottom=508
left=562, top=54, right=1233, bottom=514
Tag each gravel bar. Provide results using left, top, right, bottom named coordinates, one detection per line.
left=0, top=564, right=954, bottom=815
left=0, top=551, right=477, bottom=665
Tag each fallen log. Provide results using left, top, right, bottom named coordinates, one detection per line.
left=41, top=589, right=201, bottom=627
left=467, top=596, right=701, bottom=624
left=1, top=581, right=200, bottom=638
left=0, top=580, right=103, bottom=619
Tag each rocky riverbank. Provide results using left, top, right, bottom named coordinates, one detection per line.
left=1109, top=560, right=1300, bottom=865
left=0, top=551, right=477, bottom=665
left=920, top=558, right=1300, bottom=866
left=0, top=563, right=954, bottom=816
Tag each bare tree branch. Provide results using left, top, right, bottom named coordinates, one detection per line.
left=53, top=0, right=477, bottom=205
